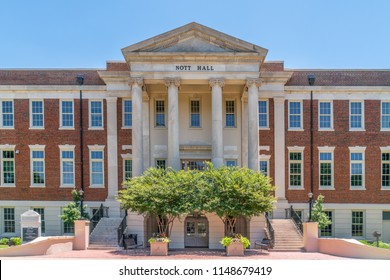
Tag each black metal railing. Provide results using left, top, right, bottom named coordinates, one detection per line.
left=265, top=213, right=275, bottom=248
left=290, top=206, right=303, bottom=235
left=89, top=203, right=108, bottom=234
left=117, top=211, right=128, bottom=245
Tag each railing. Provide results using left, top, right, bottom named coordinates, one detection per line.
left=117, top=211, right=128, bottom=246
left=265, top=213, right=275, bottom=248
left=89, top=203, right=108, bottom=234
left=290, top=206, right=303, bottom=235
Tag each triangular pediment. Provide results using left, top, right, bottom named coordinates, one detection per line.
left=122, top=22, right=268, bottom=55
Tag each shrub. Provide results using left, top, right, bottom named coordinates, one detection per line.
left=10, top=237, right=22, bottom=246
left=220, top=234, right=251, bottom=249
left=0, top=238, right=9, bottom=245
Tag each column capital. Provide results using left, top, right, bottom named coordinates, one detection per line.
left=129, top=77, right=144, bottom=88
left=106, top=96, right=118, bottom=103
left=209, top=79, right=225, bottom=88
left=273, top=96, right=286, bottom=103
left=164, top=78, right=181, bottom=88
left=246, top=78, right=262, bottom=88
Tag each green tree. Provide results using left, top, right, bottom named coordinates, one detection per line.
left=311, top=194, right=332, bottom=229
left=118, top=167, right=201, bottom=237
left=201, top=163, right=276, bottom=236
left=60, top=189, right=89, bottom=224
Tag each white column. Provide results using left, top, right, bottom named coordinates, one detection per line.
left=210, top=79, right=225, bottom=168
left=274, top=96, right=286, bottom=200
left=106, top=97, right=118, bottom=198
left=165, top=78, right=181, bottom=170
left=246, top=79, right=261, bottom=170
left=130, top=78, right=144, bottom=176
left=142, top=93, right=150, bottom=171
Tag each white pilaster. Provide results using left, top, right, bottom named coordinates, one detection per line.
left=142, top=91, right=150, bottom=171
left=274, top=96, right=286, bottom=200
left=130, top=78, right=144, bottom=176
left=246, top=79, right=261, bottom=170
left=210, top=79, right=225, bottom=168
left=165, top=78, right=181, bottom=170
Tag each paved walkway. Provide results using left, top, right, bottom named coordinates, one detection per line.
left=2, top=248, right=355, bottom=260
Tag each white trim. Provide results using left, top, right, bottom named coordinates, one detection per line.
left=288, top=100, right=303, bottom=130
left=259, top=146, right=270, bottom=151
left=122, top=145, right=132, bottom=150
left=288, top=147, right=304, bottom=190
left=0, top=100, right=14, bottom=129
left=0, top=145, right=16, bottom=149
left=380, top=100, right=390, bottom=131
left=59, top=145, right=76, bottom=188
left=224, top=98, right=237, bottom=128
left=88, top=99, right=104, bottom=129
left=122, top=98, right=132, bottom=128
left=123, top=158, right=132, bottom=181
left=287, top=146, right=305, bottom=152
left=380, top=148, right=390, bottom=190
left=89, top=146, right=105, bottom=188
left=29, top=99, right=45, bottom=129
left=351, top=210, right=365, bottom=238
left=29, top=146, right=46, bottom=188
left=349, top=100, right=365, bottom=131
left=318, top=147, right=335, bottom=190
left=318, top=100, right=334, bottom=131
left=121, top=153, right=132, bottom=159
left=258, top=99, right=269, bottom=129
left=349, top=148, right=366, bottom=190
left=189, top=97, right=202, bottom=128
left=88, top=145, right=105, bottom=150
left=59, top=99, right=74, bottom=129
left=259, top=155, right=271, bottom=177
left=0, top=146, right=16, bottom=188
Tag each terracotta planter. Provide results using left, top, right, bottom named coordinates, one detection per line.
left=150, top=241, right=169, bottom=256
left=226, top=242, right=244, bottom=256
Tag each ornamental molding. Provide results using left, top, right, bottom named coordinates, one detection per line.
left=164, top=78, right=181, bottom=88
left=209, top=79, right=225, bottom=88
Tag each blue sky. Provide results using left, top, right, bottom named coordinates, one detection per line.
left=1, top=0, right=389, bottom=69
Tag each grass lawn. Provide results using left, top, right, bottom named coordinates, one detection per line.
left=0, top=245, right=9, bottom=249
left=359, top=240, right=390, bottom=249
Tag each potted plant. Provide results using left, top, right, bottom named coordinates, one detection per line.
left=148, top=233, right=170, bottom=256
left=220, top=234, right=250, bottom=256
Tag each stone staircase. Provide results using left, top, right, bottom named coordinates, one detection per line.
left=269, top=219, right=303, bottom=252
left=88, top=217, right=124, bottom=250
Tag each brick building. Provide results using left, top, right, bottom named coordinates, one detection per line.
left=0, top=23, right=389, bottom=247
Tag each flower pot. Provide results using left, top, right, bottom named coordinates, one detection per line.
left=150, top=241, right=169, bottom=256
left=226, top=242, right=244, bottom=256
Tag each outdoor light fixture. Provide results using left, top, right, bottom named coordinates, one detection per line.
left=77, top=74, right=85, bottom=219
left=308, top=192, right=314, bottom=222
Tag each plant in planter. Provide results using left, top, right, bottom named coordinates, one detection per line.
left=148, top=233, right=171, bottom=256
left=220, top=234, right=251, bottom=256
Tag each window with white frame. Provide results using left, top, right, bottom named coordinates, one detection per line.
left=1, top=149, right=15, bottom=186
left=258, top=100, right=268, bottom=128
left=30, top=100, right=44, bottom=128
left=349, top=147, right=365, bottom=189
left=318, top=101, right=333, bottom=130
left=123, top=159, right=132, bottom=180
left=156, top=159, right=166, bottom=169
left=30, top=147, right=45, bottom=186
left=1, top=100, right=14, bottom=128
left=59, top=146, right=75, bottom=187
left=318, top=148, right=334, bottom=189
left=123, top=99, right=132, bottom=127
left=350, top=101, right=364, bottom=130
left=352, top=211, right=364, bottom=237
left=225, top=100, right=235, bottom=127
left=225, top=160, right=237, bottom=167
left=288, top=148, right=304, bottom=189
left=381, top=150, right=390, bottom=190
left=60, top=100, right=74, bottom=128
left=155, top=100, right=166, bottom=127
left=4, top=208, right=15, bottom=233
left=33, top=208, right=45, bottom=234
left=89, top=100, right=103, bottom=128
left=289, top=101, right=302, bottom=129
left=320, top=211, right=333, bottom=237
left=190, top=99, right=201, bottom=128
left=260, top=156, right=270, bottom=176
left=89, top=147, right=104, bottom=187
left=381, top=102, right=390, bottom=130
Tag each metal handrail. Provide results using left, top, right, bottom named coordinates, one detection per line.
left=290, top=206, right=303, bottom=235
left=265, top=213, right=275, bottom=248
left=117, top=211, right=128, bottom=245
left=89, top=203, right=108, bottom=234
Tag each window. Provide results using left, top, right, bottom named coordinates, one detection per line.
left=155, top=100, right=166, bottom=127
left=89, top=100, right=103, bottom=128
left=4, top=208, right=15, bottom=233
left=259, top=156, right=270, bottom=176
left=349, top=148, right=365, bottom=189
left=318, top=148, right=335, bottom=190
left=63, top=221, right=74, bottom=234
left=1, top=100, right=14, bottom=128
left=288, top=148, right=304, bottom=189
left=350, top=101, right=364, bottom=130
left=381, top=151, right=390, bottom=190
left=190, top=100, right=201, bottom=127
left=1, top=150, right=15, bottom=186
left=156, top=159, right=166, bottom=169
left=258, top=100, right=268, bottom=128
left=352, top=211, right=364, bottom=237
left=30, top=148, right=45, bottom=186
left=60, top=100, right=74, bottom=128
left=33, top=208, right=45, bottom=234
left=30, top=100, right=44, bottom=128
left=123, top=159, right=132, bottom=180
left=90, top=148, right=104, bottom=187
left=289, top=101, right=302, bottom=129
left=225, top=100, right=235, bottom=127
left=319, top=101, right=333, bottom=130
left=381, top=102, right=390, bottom=130
left=123, top=100, right=132, bottom=127
left=320, top=211, right=333, bottom=237
left=225, top=160, right=237, bottom=167
left=60, top=146, right=75, bottom=187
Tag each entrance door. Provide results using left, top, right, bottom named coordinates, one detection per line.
left=185, top=217, right=209, bottom=248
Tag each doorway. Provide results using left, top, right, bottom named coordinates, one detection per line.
left=184, top=216, right=209, bottom=248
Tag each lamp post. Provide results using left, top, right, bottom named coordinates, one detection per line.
left=308, top=192, right=314, bottom=222
left=76, top=74, right=85, bottom=219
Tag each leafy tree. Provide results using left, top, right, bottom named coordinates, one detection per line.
left=118, top=167, right=201, bottom=237
left=311, top=194, right=332, bottom=229
left=60, top=189, right=89, bottom=224
left=201, top=163, right=276, bottom=236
